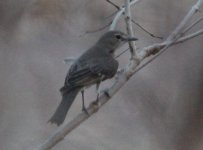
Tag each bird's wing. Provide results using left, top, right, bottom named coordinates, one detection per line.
left=66, top=58, right=118, bottom=88
left=67, top=63, right=104, bottom=87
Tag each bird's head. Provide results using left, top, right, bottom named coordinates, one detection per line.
left=97, top=30, right=138, bottom=55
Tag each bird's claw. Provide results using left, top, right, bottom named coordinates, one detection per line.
left=103, top=89, right=111, bottom=98
left=99, top=88, right=111, bottom=98
left=92, top=100, right=99, bottom=106
left=82, top=107, right=89, bottom=115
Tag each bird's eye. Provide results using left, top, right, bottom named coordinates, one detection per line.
left=115, top=34, right=121, bottom=39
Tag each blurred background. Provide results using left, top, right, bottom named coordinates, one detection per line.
left=0, top=0, right=203, bottom=150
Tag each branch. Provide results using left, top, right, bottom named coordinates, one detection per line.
left=35, top=0, right=203, bottom=150
left=115, top=27, right=203, bottom=62
left=181, top=16, right=203, bottom=34
left=104, top=10, right=118, bottom=19
left=88, top=0, right=159, bottom=39
left=110, top=0, right=141, bottom=30
left=106, top=0, right=120, bottom=10
left=129, top=0, right=203, bottom=77
left=131, top=19, right=163, bottom=39
left=176, top=28, right=203, bottom=43
left=132, top=27, right=203, bottom=75
left=115, top=47, right=129, bottom=58
left=125, top=0, right=138, bottom=59
left=167, top=0, right=203, bottom=42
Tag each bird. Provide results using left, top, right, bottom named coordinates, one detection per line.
left=48, top=30, right=138, bottom=126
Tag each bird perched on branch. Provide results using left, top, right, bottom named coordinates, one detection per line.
left=49, top=30, right=138, bottom=126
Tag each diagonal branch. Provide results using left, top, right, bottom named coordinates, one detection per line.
left=106, top=0, right=120, bottom=10
left=182, top=16, right=203, bottom=34
left=133, top=28, right=203, bottom=75
left=131, top=19, right=163, bottom=39
left=167, top=0, right=203, bottom=42
left=176, top=28, right=203, bottom=43
left=115, top=27, right=203, bottom=59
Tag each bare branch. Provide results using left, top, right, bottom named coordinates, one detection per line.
left=133, top=28, right=203, bottom=75
left=110, top=0, right=141, bottom=30
left=124, top=0, right=203, bottom=78
left=115, top=48, right=129, bottom=58
left=132, top=0, right=203, bottom=76
left=106, top=0, right=163, bottom=39
left=125, top=0, right=138, bottom=59
left=106, top=0, right=120, bottom=10
left=182, top=17, right=203, bottom=34
left=120, top=30, right=203, bottom=67
left=136, top=0, right=203, bottom=77
left=35, top=102, right=99, bottom=150
left=167, top=0, right=203, bottom=42
left=131, top=19, right=163, bottom=39
left=176, top=28, right=203, bottom=43
left=104, top=10, right=118, bottom=19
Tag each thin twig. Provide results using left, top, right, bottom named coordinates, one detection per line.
left=182, top=17, right=203, bottom=34
left=106, top=0, right=120, bottom=10
left=104, top=10, right=118, bottom=19
left=85, top=21, right=112, bottom=34
left=106, top=0, right=162, bottom=40
left=176, top=28, right=203, bottom=43
left=131, top=19, right=163, bottom=39
left=115, top=48, right=129, bottom=58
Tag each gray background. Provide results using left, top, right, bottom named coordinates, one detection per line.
left=0, top=0, right=203, bottom=150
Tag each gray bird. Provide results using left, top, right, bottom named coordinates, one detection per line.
left=49, top=30, right=138, bottom=126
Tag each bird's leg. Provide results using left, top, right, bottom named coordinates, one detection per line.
left=81, top=90, right=89, bottom=115
left=96, top=82, right=100, bottom=104
left=92, top=81, right=101, bottom=105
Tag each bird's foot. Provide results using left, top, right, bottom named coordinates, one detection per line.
left=82, top=107, right=89, bottom=115
left=102, top=89, right=111, bottom=98
left=92, top=99, right=99, bottom=106
left=92, top=92, right=100, bottom=106
left=91, top=89, right=110, bottom=105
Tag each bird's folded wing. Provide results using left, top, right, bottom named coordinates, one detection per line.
left=67, top=64, right=104, bottom=87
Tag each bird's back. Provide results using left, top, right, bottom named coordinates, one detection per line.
left=62, top=45, right=118, bottom=90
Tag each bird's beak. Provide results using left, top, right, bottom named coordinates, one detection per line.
left=121, top=35, right=138, bottom=41
left=126, top=37, right=138, bottom=41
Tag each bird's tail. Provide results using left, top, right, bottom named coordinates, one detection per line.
left=48, top=87, right=80, bottom=126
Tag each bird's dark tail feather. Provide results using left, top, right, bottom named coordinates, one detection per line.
left=48, top=87, right=80, bottom=126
